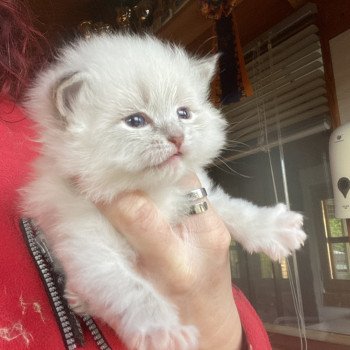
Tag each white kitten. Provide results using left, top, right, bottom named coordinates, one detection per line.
left=22, top=34, right=306, bottom=350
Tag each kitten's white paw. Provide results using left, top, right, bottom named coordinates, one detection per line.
left=128, top=325, right=198, bottom=350
left=245, top=204, right=306, bottom=261
left=116, top=290, right=199, bottom=350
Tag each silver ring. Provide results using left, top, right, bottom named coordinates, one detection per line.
left=189, top=201, right=208, bottom=215
left=186, top=187, right=207, bottom=201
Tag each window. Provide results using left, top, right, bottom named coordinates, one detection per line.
left=321, top=199, right=350, bottom=307
left=322, top=199, right=350, bottom=281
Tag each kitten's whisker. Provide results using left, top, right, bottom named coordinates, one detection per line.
left=224, top=139, right=250, bottom=148
left=225, top=114, right=255, bottom=133
left=194, top=35, right=218, bottom=56
left=213, top=156, right=251, bottom=178
left=220, top=147, right=249, bottom=155
left=211, top=162, right=245, bottom=177
left=220, top=145, right=243, bottom=153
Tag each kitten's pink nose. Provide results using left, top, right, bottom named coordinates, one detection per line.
left=168, top=135, right=184, bottom=151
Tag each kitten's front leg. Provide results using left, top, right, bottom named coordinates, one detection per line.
left=208, top=186, right=306, bottom=261
left=53, top=214, right=198, bottom=350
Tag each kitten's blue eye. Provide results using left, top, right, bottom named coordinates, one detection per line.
left=177, top=107, right=191, bottom=119
left=124, top=113, right=148, bottom=128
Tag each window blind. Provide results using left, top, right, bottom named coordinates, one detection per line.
left=222, top=3, right=331, bottom=161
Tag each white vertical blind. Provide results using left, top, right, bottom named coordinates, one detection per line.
left=222, top=4, right=331, bottom=160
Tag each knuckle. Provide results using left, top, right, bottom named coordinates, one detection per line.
left=132, top=199, right=156, bottom=230
left=117, top=192, right=155, bottom=227
left=134, top=198, right=151, bottom=219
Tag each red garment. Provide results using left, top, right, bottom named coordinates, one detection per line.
left=0, top=100, right=271, bottom=349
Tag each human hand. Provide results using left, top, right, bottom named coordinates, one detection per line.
left=98, top=173, right=242, bottom=350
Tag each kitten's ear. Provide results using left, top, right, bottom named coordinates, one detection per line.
left=196, top=53, right=220, bottom=85
left=53, top=72, right=85, bottom=125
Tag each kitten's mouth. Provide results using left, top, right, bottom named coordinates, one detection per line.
left=157, top=152, right=183, bottom=168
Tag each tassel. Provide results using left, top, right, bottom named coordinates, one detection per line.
left=200, top=0, right=253, bottom=104
left=232, top=9, right=253, bottom=98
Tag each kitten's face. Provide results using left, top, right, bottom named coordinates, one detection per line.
left=28, top=35, right=227, bottom=199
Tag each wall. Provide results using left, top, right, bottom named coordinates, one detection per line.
left=330, top=30, right=350, bottom=125
left=313, top=1, right=350, bottom=127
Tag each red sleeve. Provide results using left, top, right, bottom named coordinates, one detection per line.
left=232, top=285, right=272, bottom=350
left=0, top=102, right=127, bottom=350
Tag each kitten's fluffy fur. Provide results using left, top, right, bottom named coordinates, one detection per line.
left=22, top=34, right=306, bottom=349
